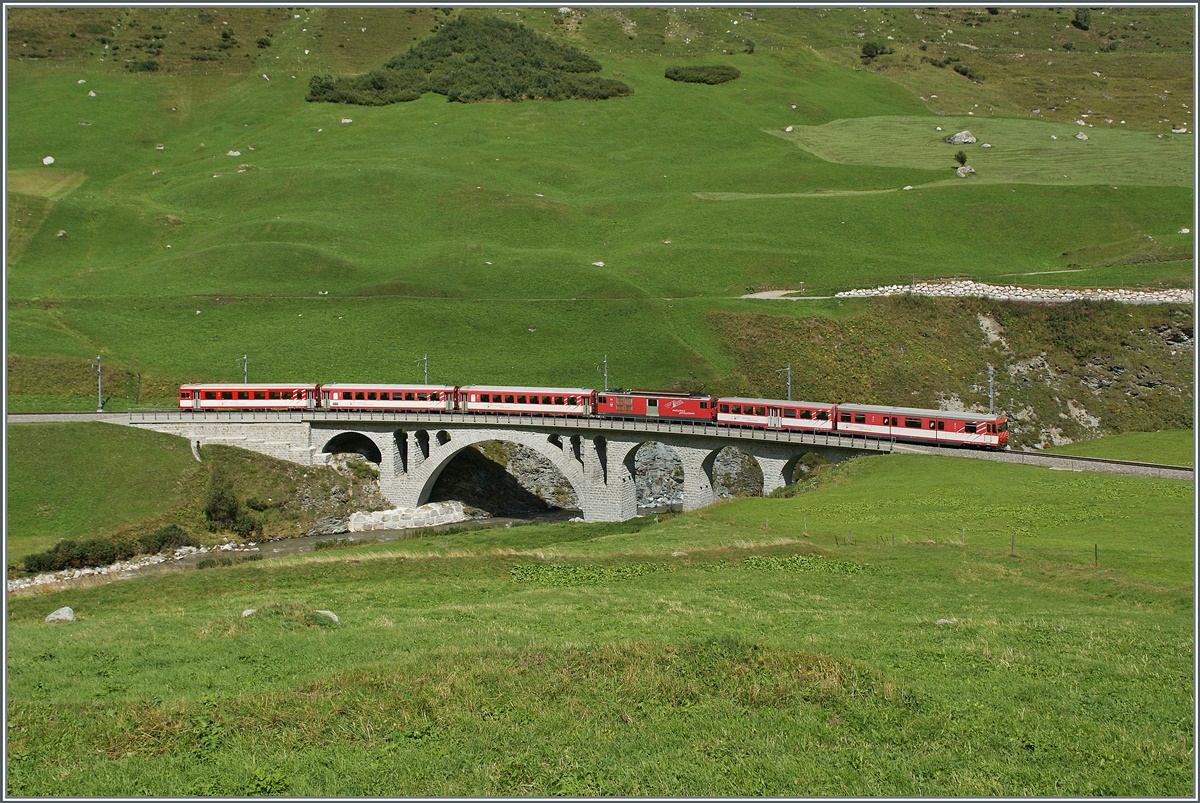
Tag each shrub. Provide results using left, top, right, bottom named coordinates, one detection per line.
left=664, top=65, right=741, bottom=85
left=140, top=524, right=196, bottom=554
left=1072, top=8, right=1091, bottom=31
left=954, top=150, right=968, bottom=166
left=860, top=41, right=894, bottom=62
left=203, top=465, right=240, bottom=532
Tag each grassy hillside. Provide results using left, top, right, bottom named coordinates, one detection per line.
left=6, top=454, right=1191, bottom=796
left=5, top=7, right=1193, bottom=443
left=5, top=423, right=387, bottom=563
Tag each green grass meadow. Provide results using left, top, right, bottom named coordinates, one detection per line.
left=5, top=8, right=1195, bottom=796
left=5, top=453, right=1192, bottom=796
left=5, top=7, right=1193, bottom=409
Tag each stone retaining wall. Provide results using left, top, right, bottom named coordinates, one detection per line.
left=348, top=501, right=467, bottom=532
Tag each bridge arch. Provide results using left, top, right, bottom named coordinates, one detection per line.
left=403, top=429, right=588, bottom=510
left=320, top=431, right=383, bottom=464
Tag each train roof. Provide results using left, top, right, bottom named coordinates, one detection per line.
left=320, top=383, right=456, bottom=390
left=459, top=385, right=594, bottom=395
left=720, top=397, right=836, bottom=408
left=836, top=403, right=1005, bottom=421
left=601, top=389, right=713, bottom=398
left=180, top=383, right=319, bottom=390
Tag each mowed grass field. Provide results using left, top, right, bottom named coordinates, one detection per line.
left=5, top=453, right=1192, bottom=796
left=5, top=6, right=1193, bottom=408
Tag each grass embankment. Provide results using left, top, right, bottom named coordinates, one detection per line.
left=5, top=423, right=385, bottom=564
left=6, top=454, right=1192, bottom=796
left=5, top=7, right=1192, bottom=415
left=1043, top=429, right=1195, bottom=467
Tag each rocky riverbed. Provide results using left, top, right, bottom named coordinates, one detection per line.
left=834, top=280, right=1192, bottom=305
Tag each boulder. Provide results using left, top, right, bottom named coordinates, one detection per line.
left=45, top=606, right=75, bottom=623
left=955, top=165, right=975, bottom=178
left=313, top=610, right=339, bottom=624
left=941, top=130, right=976, bottom=144
left=1075, top=132, right=1089, bottom=141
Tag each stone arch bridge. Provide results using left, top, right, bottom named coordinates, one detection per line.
left=128, top=410, right=892, bottom=522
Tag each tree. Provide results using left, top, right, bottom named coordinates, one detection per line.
left=203, top=464, right=240, bottom=532
left=1072, top=8, right=1091, bottom=31
left=954, top=150, right=968, bottom=166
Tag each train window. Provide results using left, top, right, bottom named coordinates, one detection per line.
left=435, top=393, right=444, bottom=401
left=181, top=391, right=192, bottom=399
left=540, top=396, right=550, bottom=404
left=840, top=412, right=851, bottom=423
left=997, top=421, right=1007, bottom=432
left=937, top=420, right=945, bottom=430
left=755, top=407, right=766, bottom=416
left=699, top=401, right=707, bottom=409
left=367, top=392, right=377, bottom=401
left=800, top=410, right=812, bottom=420
left=555, top=397, right=565, bottom=404
left=987, top=423, right=995, bottom=434
left=387, top=392, right=399, bottom=400
left=269, top=391, right=282, bottom=400
left=783, top=409, right=796, bottom=418
left=854, top=414, right=866, bottom=424
left=405, top=393, right=415, bottom=401
left=515, top=396, right=525, bottom=404
left=236, top=392, right=248, bottom=400
left=730, top=405, right=740, bottom=414
left=254, top=392, right=266, bottom=400
left=719, top=404, right=729, bottom=413
left=221, top=392, right=233, bottom=400
left=817, top=411, right=828, bottom=421
left=928, top=420, right=936, bottom=429
left=964, top=423, right=978, bottom=434
left=568, top=396, right=577, bottom=405
left=504, top=395, right=515, bottom=404
left=204, top=392, right=215, bottom=399
left=905, top=418, right=921, bottom=428
left=597, top=396, right=606, bottom=404
left=418, top=393, right=429, bottom=401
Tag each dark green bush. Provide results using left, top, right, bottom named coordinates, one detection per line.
left=307, top=15, right=630, bottom=106
left=139, top=524, right=196, bottom=555
left=860, top=41, right=894, bottom=62
left=664, top=65, right=741, bottom=85
left=203, top=465, right=240, bottom=532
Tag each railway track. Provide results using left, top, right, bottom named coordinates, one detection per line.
left=892, top=442, right=1193, bottom=480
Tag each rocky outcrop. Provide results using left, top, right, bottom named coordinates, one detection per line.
left=942, top=130, right=976, bottom=144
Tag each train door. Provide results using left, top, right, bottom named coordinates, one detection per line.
left=192, top=393, right=202, bottom=411
left=768, top=407, right=783, bottom=430
left=647, top=398, right=658, bottom=417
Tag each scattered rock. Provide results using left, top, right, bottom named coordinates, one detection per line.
left=45, top=606, right=75, bottom=622
left=955, top=165, right=975, bottom=178
left=1075, top=132, right=1089, bottom=141
left=935, top=618, right=957, bottom=626
left=941, top=130, right=976, bottom=144
left=591, top=261, right=605, bottom=267
left=42, top=156, right=54, bottom=165
left=313, top=610, right=339, bottom=624
left=225, top=150, right=241, bottom=156
left=242, top=609, right=257, bottom=617
left=784, top=125, right=793, bottom=133
left=55, top=230, right=67, bottom=237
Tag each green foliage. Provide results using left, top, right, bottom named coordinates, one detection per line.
left=860, top=41, right=893, bottom=62
left=1072, top=8, right=1091, bottom=31
left=202, top=465, right=240, bottom=532
left=307, top=15, right=632, bottom=105
left=22, top=534, right=140, bottom=573
left=509, top=560, right=673, bottom=586
left=664, top=64, right=741, bottom=84
left=954, top=149, right=968, bottom=166
left=139, top=524, right=196, bottom=555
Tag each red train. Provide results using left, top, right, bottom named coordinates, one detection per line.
left=179, top=382, right=1008, bottom=449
